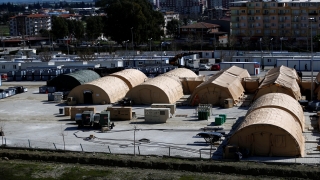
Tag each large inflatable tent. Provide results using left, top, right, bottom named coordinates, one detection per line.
left=126, top=76, right=183, bottom=104
left=228, top=108, right=304, bottom=157
left=248, top=93, right=305, bottom=131
left=109, top=69, right=147, bottom=89
left=189, top=66, right=250, bottom=106
left=254, top=66, right=301, bottom=100
left=47, top=70, right=100, bottom=91
left=68, top=76, right=129, bottom=104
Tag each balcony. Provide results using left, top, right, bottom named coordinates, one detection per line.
left=248, top=12, right=254, bottom=15
left=279, top=19, right=285, bottom=22
left=278, top=12, right=285, bottom=15
left=263, top=12, right=269, bottom=15
left=248, top=19, right=255, bottom=22
left=263, top=19, right=270, bottom=23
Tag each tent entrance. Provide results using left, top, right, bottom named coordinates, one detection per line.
left=83, top=91, right=93, bottom=104
left=253, top=132, right=271, bottom=156
left=139, top=88, right=151, bottom=104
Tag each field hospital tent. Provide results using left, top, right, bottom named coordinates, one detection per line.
left=109, top=69, right=147, bottom=89
left=126, top=76, right=183, bottom=104
left=254, top=66, right=301, bottom=100
left=189, top=66, right=250, bottom=106
left=247, top=93, right=305, bottom=131
left=68, top=76, right=129, bottom=104
left=161, top=68, right=198, bottom=79
left=47, top=70, right=100, bottom=91
left=228, top=108, right=304, bottom=157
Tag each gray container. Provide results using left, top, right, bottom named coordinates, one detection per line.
left=0, top=92, right=3, bottom=99
left=48, top=93, right=54, bottom=101
left=26, top=70, right=34, bottom=81
left=34, top=70, right=42, bottom=81
left=42, top=70, right=51, bottom=81
left=39, top=86, right=47, bottom=93
left=15, top=70, right=25, bottom=81
left=47, top=86, right=56, bottom=93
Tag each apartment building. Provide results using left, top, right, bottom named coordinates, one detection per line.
left=159, top=0, right=201, bottom=15
left=230, top=0, right=320, bottom=44
left=163, top=11, right=180, bottom=35
left=9, top=14, right=51, bottom=36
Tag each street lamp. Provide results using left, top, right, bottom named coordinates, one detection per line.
left=131, top=27, right=134, bottom=53
left=260, top=38, right=264, bottom=70
left=280, top=37, right=283, bottom=53
left=148, top=38, right=152, bottom=51
left=270, top=38, right=273, bottom=56
left=96, top=42, right=100, bottom=55
left=124, top=40, right=129, bottom=57
left=309, top=17, right=316, bottom=101
left=160, top=42, right=164, bottom=67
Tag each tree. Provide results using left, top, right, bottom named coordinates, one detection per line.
left=66, top=20, right=84, bottom=41
left=51, top=16, right=68, bottom=39
left=85, top=16, right=104, bottom=40
left=99, top=0, right=164, bottom=44
left=166, top=19, right=180, bottom=37
left=38, top=50, right=52, bottom=62
left=78, top=49, right=95, bottom=61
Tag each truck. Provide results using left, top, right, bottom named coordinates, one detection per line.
left=219, top=62, right=260, bottom=75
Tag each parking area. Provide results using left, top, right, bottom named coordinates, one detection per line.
left=0, top=80, right=320, bottom=164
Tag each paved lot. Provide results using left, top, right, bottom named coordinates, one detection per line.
left=1, top=77, right=320, bottom=164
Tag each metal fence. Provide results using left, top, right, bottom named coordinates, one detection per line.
left=0, top=137, right=213, bottom=159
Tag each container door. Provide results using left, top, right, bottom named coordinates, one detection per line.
left=83, top=91, right=93, bottom=104
left=253, top=132, right=271, bottom=156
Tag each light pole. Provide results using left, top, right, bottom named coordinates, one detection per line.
left=124, top=40, right=129, bottom=57
left=260, top=38, right=264, bottom=70
left=148, top=38, right=152, bottom=51
left=131, top=27, right=134, bottom=53
left=280, top=37, right=283, bottom=53
left=309, top=17, right=315, bottom=101
left=96, top=42, right=100, bottom=55
left=160, top=42, right=164, bottom=67
left=270, top=38, right=273, bottom=56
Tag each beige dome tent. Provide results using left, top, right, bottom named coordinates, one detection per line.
left=68, top=76, right=129, bottom=104
left=189, top=66, right=250, bottom=106
left=247, top=93, right=305, bottom=131
left=228, top=108, right=304, bottom=157
left=109, top=69, right=147, bottom=89
left=254, top=67, right=301, bottom=100
left=161, top=68, right=198, bottom=79
left=267, top=66, right=300, bottom=83
left=126, top=76, right=183, bottom=104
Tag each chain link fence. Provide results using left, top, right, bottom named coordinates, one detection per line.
left=1, top=137, right=213, bottom=159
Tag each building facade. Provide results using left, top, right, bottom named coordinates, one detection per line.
left=9, top=14, right=51, bottom=36
left=230, top=0, right=320, bottom=45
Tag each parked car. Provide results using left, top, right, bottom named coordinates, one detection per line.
left=199, top=64, right=211, bottom=71
left=211, top=64, right=220, bottom=71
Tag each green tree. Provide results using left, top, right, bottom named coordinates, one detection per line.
left=66, top=20, right=84, bottom=40
left=97, top=0, right=164, bottom=45
left=51, top=16, right=68, bottom=39
left=85, top=16, right=104, bottom=40
left=166, top=19, right=180, bottom=37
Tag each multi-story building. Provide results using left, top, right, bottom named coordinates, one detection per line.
left=9, top=14, right=51, bottom=36
left=159, top=0, right=201, bottom=15
left=230, top=0, right=320, bottom=46
left=163, top=11, right=180, bottom=35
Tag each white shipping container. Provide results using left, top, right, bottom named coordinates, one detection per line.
left=144, top=108, right=170, bottom=123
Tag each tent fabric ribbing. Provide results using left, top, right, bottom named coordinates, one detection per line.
left=47, top=70, right=100, bottom=91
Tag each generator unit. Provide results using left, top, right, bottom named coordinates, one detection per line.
left=151, top=103, right=176, bottom=116
left=144, top=108, right=170, bottom=123
left=76, top=111, right=94, bottom=127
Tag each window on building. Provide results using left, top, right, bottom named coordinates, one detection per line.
left=2, top=65, right=5, bottom=69
left=256, top=29, right=261, bottom=33
left=241, top=10, right=245, bottom=13
left=256, top=10, right=260, bottom=13
left=245, top=59, right=249, bottom=62
left=111, top=63, right=115, bottom=67
left=13, top=65, right=17, bottom=69
left=268, top=59, right=271, bottom=62
left=236, top=59, right=240, bottom=62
